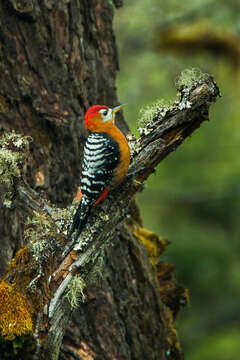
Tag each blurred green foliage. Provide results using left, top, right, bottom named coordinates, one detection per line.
left=114, top=1, right=240, bottom=359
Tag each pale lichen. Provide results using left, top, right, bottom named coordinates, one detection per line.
left=137, top=69, right=209, bottom=137
left=24, top=211, right=60, bottom=291
left=26, top=216, right=52, bottom=263
left=3, top=199, right=13, bottom=208
left=88, top=250, right=105, bottom=284
left=178, top=100, right=192, bottom=110
left=138, top=98, right=173, bottom=127
left=126, top=133, right=138, bottom=155
left=0, top=131, right=31, bottom=206
left=175, top=69, right=210, bottom=112
left=99, top=211, right=110, bottom=221
left=65, top=275, right=86, bottom=309
left=0, top=131, right=30, bottom=152
left=0, top=148, right=22, bottom=187
left=175, top=68, right=209, bottom=89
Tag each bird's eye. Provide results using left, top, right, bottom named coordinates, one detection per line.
left=103, top=110, right=108, bottom=116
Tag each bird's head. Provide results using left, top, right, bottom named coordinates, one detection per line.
left=84, top=104, right=125, bottom=131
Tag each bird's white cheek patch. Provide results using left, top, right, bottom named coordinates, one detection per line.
left=103, top=112, right=113, bottom=122
left=99, top=108, right=113, bottom=122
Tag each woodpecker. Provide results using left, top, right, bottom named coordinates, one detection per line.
left=69, top=104, right=130, bottom=239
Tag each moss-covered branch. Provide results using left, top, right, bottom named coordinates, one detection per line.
left=1, top=70, right=220, bottom=359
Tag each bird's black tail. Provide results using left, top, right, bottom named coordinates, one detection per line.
left=68, top=196, right=91, bottom=240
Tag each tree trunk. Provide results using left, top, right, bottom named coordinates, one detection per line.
left=0, top=1, right=220, bottom=360
left=0, top=0, right=123, bottom=280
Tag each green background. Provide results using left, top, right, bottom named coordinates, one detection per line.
left=114, top=1, right=240, bottom=358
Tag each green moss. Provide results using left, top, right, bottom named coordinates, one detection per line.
left=65, top=275, right=86, bottom=309
left=0, top=281, right=33, bottom=340
left=133, top=224, right=169, bottom=265
left=175, top=68, right=209, bottom=89
left=8, top=246, right=29, bottom=271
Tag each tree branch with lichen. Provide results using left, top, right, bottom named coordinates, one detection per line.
left=0, top=70, right=220, bottom=359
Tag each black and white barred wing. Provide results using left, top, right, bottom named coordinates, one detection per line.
left=81, top=132, right=119, bottom=200
left=69, top=132, right=119, bottom=239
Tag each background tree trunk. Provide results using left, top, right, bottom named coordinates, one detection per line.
left=0, top=2, right=219, bottom=360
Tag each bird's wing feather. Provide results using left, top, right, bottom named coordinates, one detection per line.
left=69, top=132, right=119, bottom=239
left=80, top=132, right=119, bottom=200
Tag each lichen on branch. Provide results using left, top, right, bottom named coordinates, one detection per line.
left=0, top=131, right=31, bottom=207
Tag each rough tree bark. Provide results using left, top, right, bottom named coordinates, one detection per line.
left=0, top=1, right=220, bottom=360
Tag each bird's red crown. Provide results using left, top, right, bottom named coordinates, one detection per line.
left=84, top=105, right=109, bottom=128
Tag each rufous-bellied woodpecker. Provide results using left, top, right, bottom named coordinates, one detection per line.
left=69, top=104, right=130, bottom=239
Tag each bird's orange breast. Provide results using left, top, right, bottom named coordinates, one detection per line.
left=91, top=122, right=130, bottom=187
left=107, top=126, right=130, bottom=187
